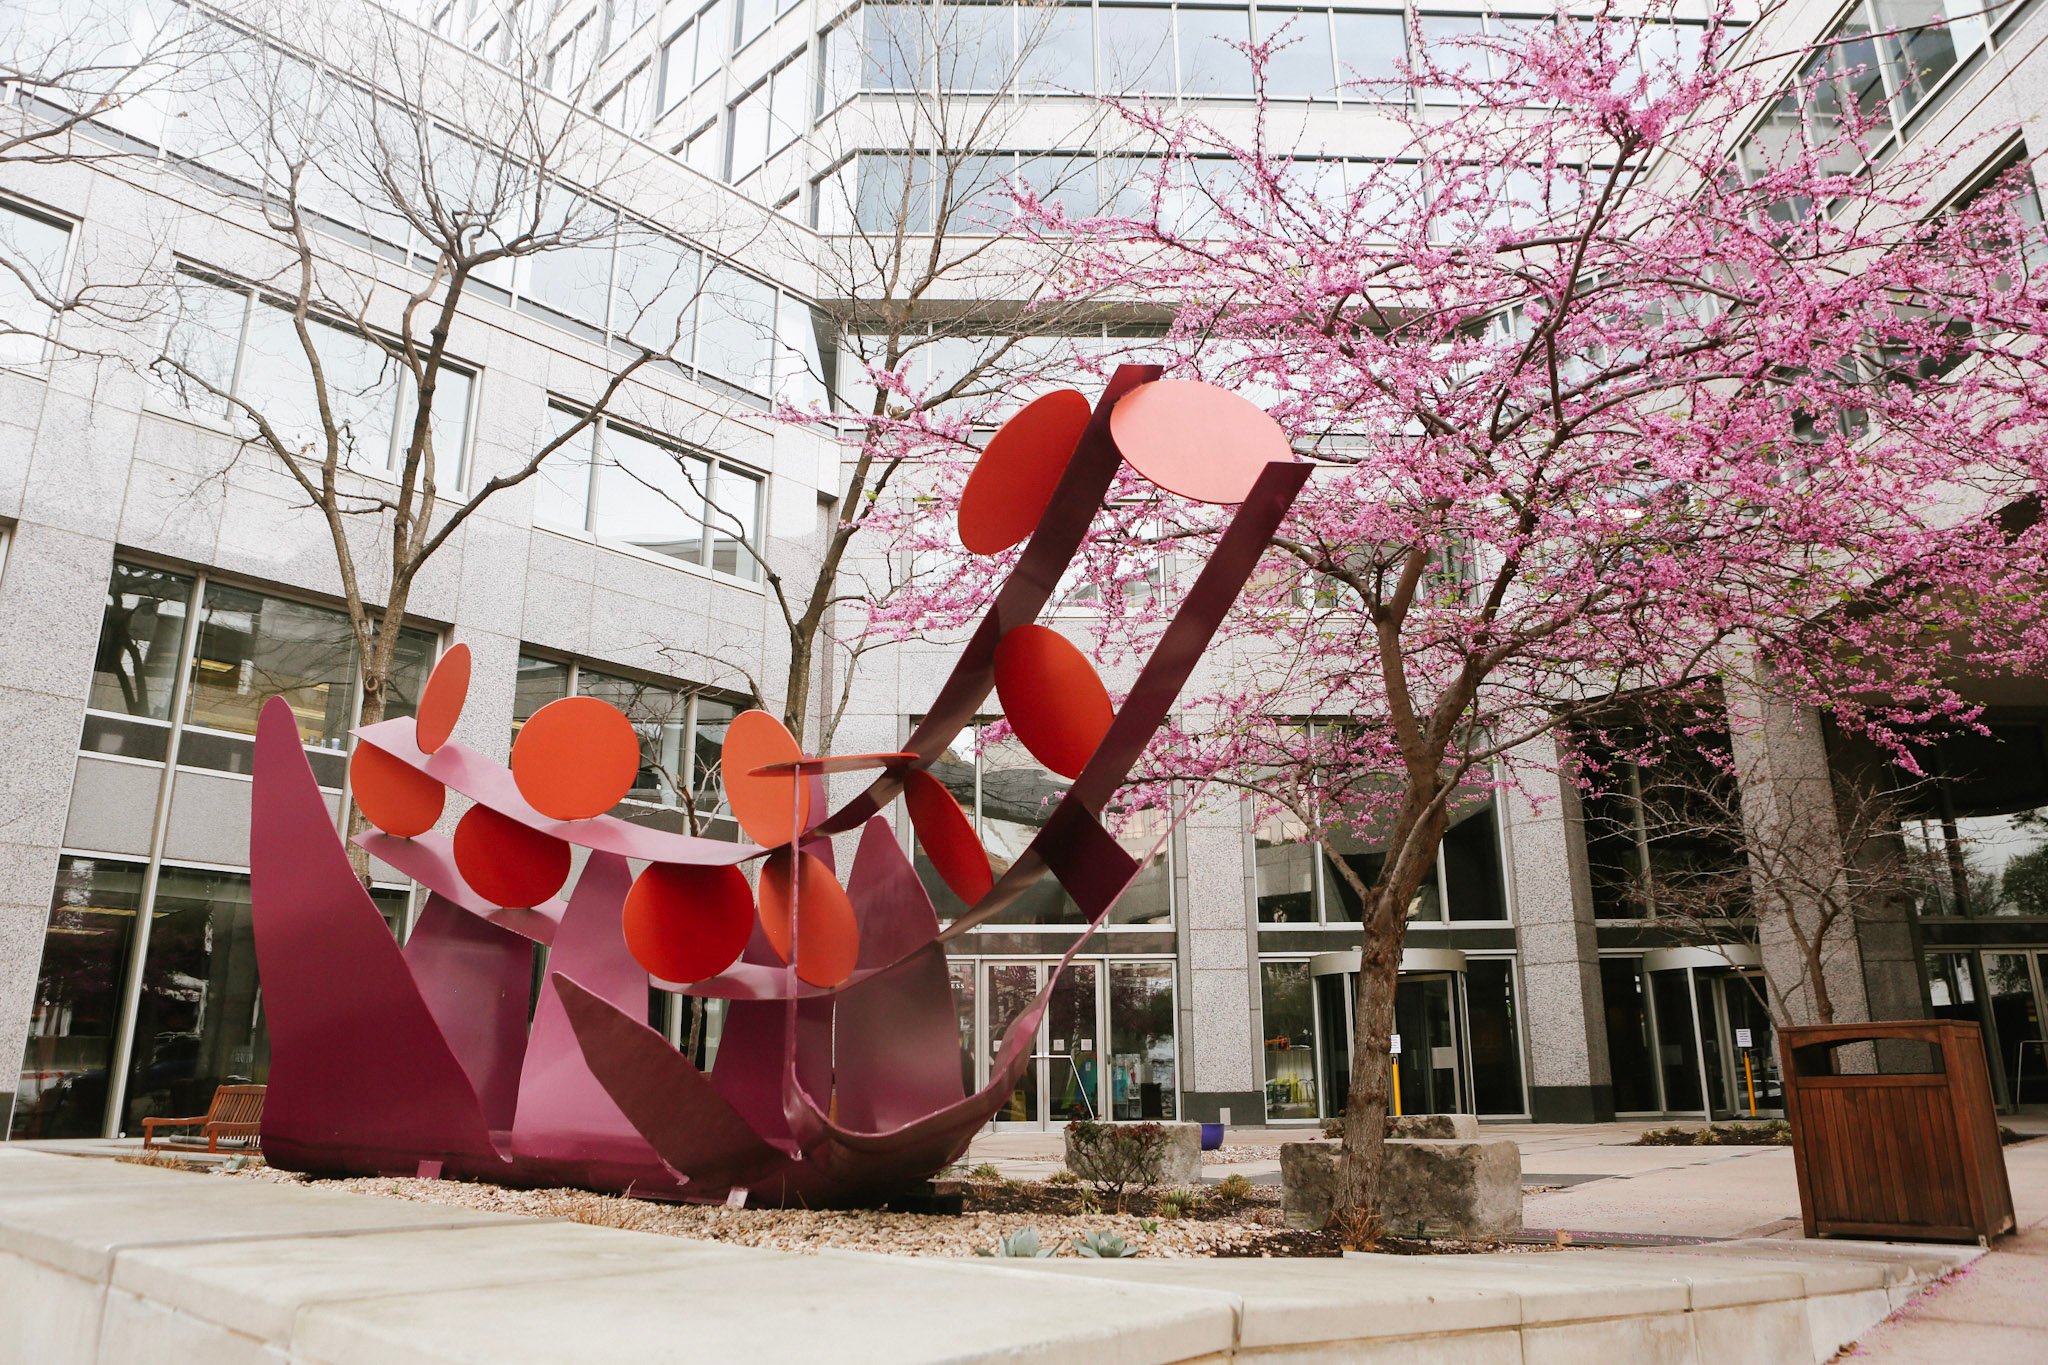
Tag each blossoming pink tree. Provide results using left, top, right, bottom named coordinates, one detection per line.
left=876, top=3, right=2048, bottom=1236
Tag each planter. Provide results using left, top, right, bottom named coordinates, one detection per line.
left=1280, top=1135, right=1522, bottom=1241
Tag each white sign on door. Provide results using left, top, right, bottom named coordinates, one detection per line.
left=1389, top=1033, right=1403, bottom=1055
left=1734, top=1028, right=1754, bottom=1050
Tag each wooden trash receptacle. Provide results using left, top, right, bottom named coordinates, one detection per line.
left=1779, top=1020, right=2014, bottom=1244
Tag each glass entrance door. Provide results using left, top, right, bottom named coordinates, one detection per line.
left=1394, top=974, right=1463, bottom=1116
left=981, top=960, right=1104, bottom=1130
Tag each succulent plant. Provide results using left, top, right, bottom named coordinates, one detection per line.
left=977, top=1228, right=1057, bottom=1258
left=1073, top=1230, right=1138, bottom=1258
left=1155, top=1187, right=1204, bottom=1218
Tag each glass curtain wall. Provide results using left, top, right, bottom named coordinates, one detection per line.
left=10, top=560, right=430, bottom=1139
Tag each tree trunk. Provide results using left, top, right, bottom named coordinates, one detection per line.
left=342, top=638, right=393, bottom=888
left=1337, top=913, right=1401, bottom=1244
left=1329, top=784, right=1448, bottom=1244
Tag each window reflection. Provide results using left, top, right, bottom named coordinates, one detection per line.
left=1109, top=962, right=1176, bottom=1119
left=1260, top=960, right=1319, bottom=1119
left=10, top=857, right=142, bottom=1139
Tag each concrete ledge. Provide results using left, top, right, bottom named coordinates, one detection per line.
left=0, top=1147, right=1979, bottom=1364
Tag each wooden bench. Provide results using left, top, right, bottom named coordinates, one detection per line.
left=141, top=1084, right=265, bottom=1153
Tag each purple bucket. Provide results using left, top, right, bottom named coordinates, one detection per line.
left=1199, top=1122, right=1225, bottom=1151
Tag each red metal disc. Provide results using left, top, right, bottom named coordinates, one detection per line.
left=757, top=848, right=861, bottom=988
left=957, top=389, right=1094, bottom=555
left=453, top=803, right=571, bottom=908
left=415, top=643, right=471, bottom=754
left=622, top=862, right=755, bottom=982
left=993, top=624, right=1115, bottom=780
left=1108, top=379, right=1294, bottom=504
left=349, top=741, right=445, bottom=838
left=510, top=696, right=641, bottom=820
left=723, top=709, right=811, bottom=847
left=904, top=769, right=993, bottom=904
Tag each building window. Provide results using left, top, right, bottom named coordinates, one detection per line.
left=1902, top=722, right=2048, bottom=919
left=79, top=559, right=435, bottom=788
left=1575, top=716, right=1744, bottom=921
left=0, top=198, right=73, bottom=363
left=911, top=719, right=1173, bottom=927
left=861, top=1, right=933, bottom=91
left=163, top=270, right=477, bottom=487
left=535, top=406, right=765, bottom=580
left=512, top=652, right=743, bottom=825
left=660, top=1, right=729, bottom=109
left=1260, top=960, right=1320, bottom=1120
left=10, top=857, right=144, bottom=1139
left=1253, top=724, right=1509, bottom=925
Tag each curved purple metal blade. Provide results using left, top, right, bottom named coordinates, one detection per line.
left=511, top=851, right=676, bottom=1187
left=403, top=894, right=531, bottom=1133
left=249, top=696, right=502, bottom=1174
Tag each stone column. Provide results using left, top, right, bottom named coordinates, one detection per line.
left=1723, top=684, right=1918, bottom=1028
left=1176, top=799, right=1263, bottom=1124
left=1504, top=737, right=1615, bottom=1121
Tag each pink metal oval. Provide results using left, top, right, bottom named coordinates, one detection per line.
left=1108, top=379, right=1294, bottom=504
left=623, top=862, right=755, bottom=983
left=904, top=769, right=993, bottom=904
left=993, top=624, right=1114, bottom=780
left=958, top=389, right=1093, bottom=554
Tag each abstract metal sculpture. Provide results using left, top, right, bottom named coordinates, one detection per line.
left=249, top=365, right=1310, bottom=1204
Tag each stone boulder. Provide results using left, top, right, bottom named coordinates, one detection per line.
left=1387, top=1114, right=1479, bottom=1140
left=1280, top=1136, right=1522, bottom=1241
left=1063, top=1121, right=1202, bottom=1191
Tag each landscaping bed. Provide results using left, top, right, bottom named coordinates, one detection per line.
left=158, top=1157, right=1537, bottom=1259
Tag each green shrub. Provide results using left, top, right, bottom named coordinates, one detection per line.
left=1046, top=1167, right=1081, bottom=1187
left=1213, top=1173, right=1256, bottom=1202
left=1155, top=1187, right=1204, bottom=1219
left=1066, top=1120, right=1171, bottom=1210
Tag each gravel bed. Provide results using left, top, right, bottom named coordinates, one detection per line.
left=225, top=1166, right=1335, bottom=1257
left=1204, top=1145, right=1285, bottom=1166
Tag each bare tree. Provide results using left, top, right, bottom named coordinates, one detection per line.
left=0, top=0, right=220, bottom=353
left=125, top=2, right=760, bottom=872
left=1604, top=742, right=1942, bottom=1027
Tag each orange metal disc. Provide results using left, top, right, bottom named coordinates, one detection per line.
left=623, top=862, right=755, bottom=983
left=1108, top=379, right=1294, bottom=504
left=453, top=803, right=571, bottom=908
left=349, top=742, right=445, bottom=838
left=415, top=643, right=471, bottom=754
left=758, top=848, right=861, bottom=988
left=722, top=709, right=811, bottom=847
left=993, top=624, right=1115, bottom=780
left=957, top=389, right=1093, bottom=555
left=509, top=696, right=641, bottom=820
left=904, top=769, right=993, bottom=904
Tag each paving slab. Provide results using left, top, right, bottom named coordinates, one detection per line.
left=0, top=1161, right=525, bottom=1282
left=963, top=1255, right=1524, bottom=1348
left=289, top=1246, right=1238, bottom=1365
left=110, top=1221, right=755, bottom=1345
